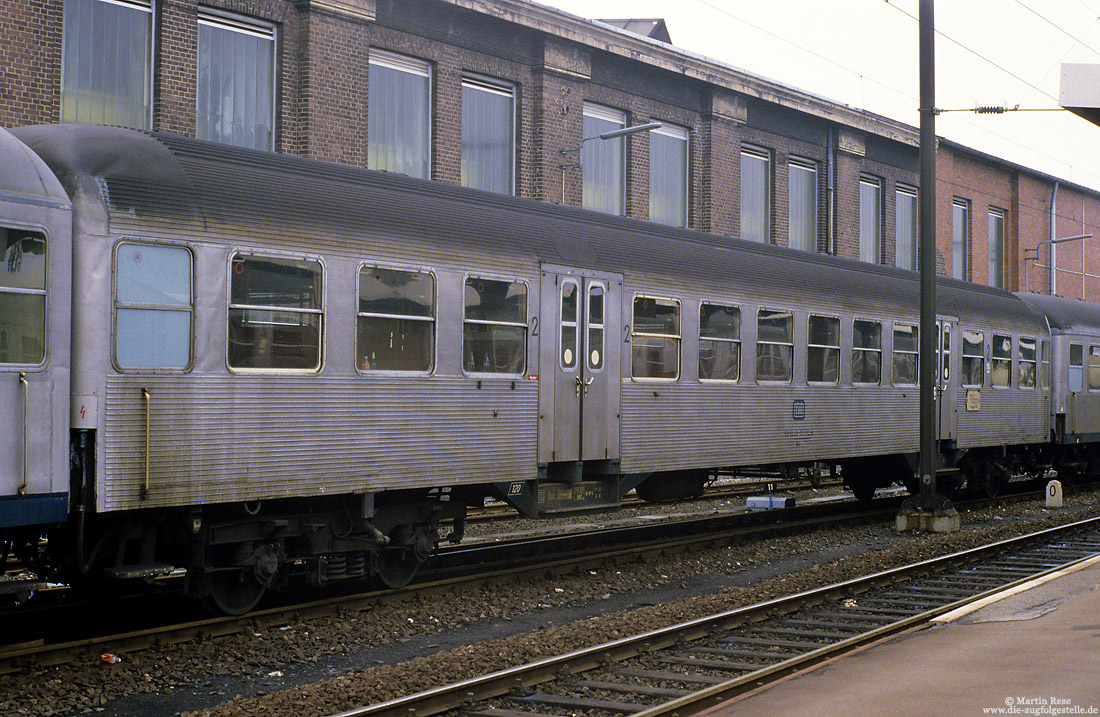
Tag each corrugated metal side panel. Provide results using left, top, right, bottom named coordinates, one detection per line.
left=954, top=389, right=1050, bottom=448
left=620, top=383, right=922, bottom=473
left=101, top=375, right=537, bottom=512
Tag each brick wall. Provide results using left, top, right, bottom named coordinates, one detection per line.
left=0, top=0, right=62, bottom=127
left=5, top=0, right=1100, bottom=300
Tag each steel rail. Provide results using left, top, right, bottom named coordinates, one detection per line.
left=0, top=493, right=904, bottom=673
left=328, top=514, right=1100, bottom=717
left=0, top=484, right=1067, bottom=675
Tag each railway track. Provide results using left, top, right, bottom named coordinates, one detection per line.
left=327, top=516, right=1100, bottom=717
left=0, top=482, right=1066, bottom=676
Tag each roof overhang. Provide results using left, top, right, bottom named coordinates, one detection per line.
left=1060, top=63, right=1100, bottom=128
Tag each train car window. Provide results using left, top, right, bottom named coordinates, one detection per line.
left=588, top=284, right=605, bottom=371
left=357, top=266, right=434, bottom=372
left=852, top=319, right=881, bottom=385
left=941, top=324, right=951, bottom=384
left=463, top=277, right=527, bottom=375
left=1069, top=343, right=1083, bottom=392
left=631, top=295, right=680, bottom=380
left=1089, top=346, right=1100, bottom=391
left=699, top=303, right=740, bottom=382
left=0, top=229, right=46, bottom=365
left=228, top=254, right=323, bottom=371
left=1018, top=337, right=1037, bottom=389
left=115, top=242, right=192, bottom=369
left=893, top=323, right=918, bottom=386
left=961, top=330, right=985, bottom=387
left=560, top=280, right=578, bottom=369
left=756, top=308, right=793, bottom=383
left=991, top=334, right=1012, bottom=388
left=807, top=314, right=840, bottom=384
left=1041, top=340, right=1051, bottom=389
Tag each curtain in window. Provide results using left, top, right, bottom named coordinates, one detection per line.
left=582, top=104, right=625, bottom=215
left=197, top=15, right=275, bottom=151
left=989, top=209, right=1005, bottom=288
left=369, top=53, right=431, bottom=179
left=740, top=150, right=770, bottom=242
left=461, top=78, right=514, bottom=194
left=650, top=127, right=688, bottom=227
left=61, top=0, right=152, bottom=129
left=896, top=187, right=918, bottom=270
left=859, top=178, right=881, bottom=263
left=788, top=161, right=816, bottom=251
left=953, top=199, right=969, bottom=280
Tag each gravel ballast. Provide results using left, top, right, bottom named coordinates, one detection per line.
left=2, top=487, right=1098, bottom=717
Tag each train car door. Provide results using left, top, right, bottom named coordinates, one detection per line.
left=0, top=127, right=72, bottom=530
left=938, top=318, right=958, bottom=442
left=538, top=265, right=622, bottom=474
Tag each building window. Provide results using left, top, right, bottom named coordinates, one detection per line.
left=650, top=124, right=689, bottom=228
left=699, top=303, right=740, bottom=381
left=961, top=329, right=984, bottom=387
left=788, top=159, right=817, bottom=252
left=0, top=229, right=47, bottom=365
left=463, top=277, right=527, bottom=375
left=228, top=254, right=323, bottom=371
left=896, top=185, right=918, bottom=271
left=61, top=0, right=152, bottom=129
left=582, top=103, right=627, bottom=215
left=197, top=12, right=276, bottom=151
left=357, top=266, right=434, bottom=372
left=859, top=176, right=881, bottom=264
left=740, top=146, right=771, bottom=243
left=115, top=243, right=192, bottom=369
left=807, top=314, right=840, bottom=384
left=953, top=198, right=970, bottom=280
left=369, top=51, right=431, bottom=179
left=461, top=76, right=514, bottom=195
left=631, top=295, right=680, bottom=380
left=852, top=319, right=882, bottom=385
left=756, top=308, right=793, bottom=383
left=989, top=207, right=1005, bottom=289
left=992, top=334, right=1012, bottom=387
left=893, top=322, right=918, bottom=386
left=1019, top=336, right=1037, bottom=389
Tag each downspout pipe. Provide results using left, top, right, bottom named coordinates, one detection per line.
left=1050, top=181, right=1059, bottom=295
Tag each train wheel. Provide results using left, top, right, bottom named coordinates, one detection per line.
left=376, top=546, right=421, bottom=589
left=850, top=482, right=876, bottom=504
left=375, top=524, right=435, bottom=589
left=203, top=569, right=267, bottom=615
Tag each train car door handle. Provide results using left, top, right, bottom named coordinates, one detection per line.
left=576, top=376, right=594, bottom=397
left=19, top=373, right=27, bottom=496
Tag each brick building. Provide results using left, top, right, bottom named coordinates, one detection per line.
left=3, top=0, right=1099, bottom=300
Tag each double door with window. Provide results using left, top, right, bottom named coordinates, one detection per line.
left=538, top=266, right=622, bottom=469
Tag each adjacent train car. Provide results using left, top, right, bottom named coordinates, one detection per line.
left=0, top=124, right=1096, bottom=612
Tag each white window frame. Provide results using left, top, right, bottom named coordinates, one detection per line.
left=788, top=158, right=818, bottom=252
left=649, top=123, right=690, bottom=228
left=461, top=74, right=516, bottom=195
left=197, top=9, right=277, bottom=151
left=368, top=50, right=433, bottom=179
left=859, top=175, right=882, bottom=264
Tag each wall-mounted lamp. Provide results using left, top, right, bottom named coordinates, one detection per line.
left=559, top=122, right=663, bottom=204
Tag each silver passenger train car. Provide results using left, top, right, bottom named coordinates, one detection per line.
left=2, top=124, right=1099, bottom=612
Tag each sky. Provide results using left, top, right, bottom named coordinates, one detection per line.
left=535, top=0, right=1100, bottom=192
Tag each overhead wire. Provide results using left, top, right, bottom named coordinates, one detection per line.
left=681, top=0, right=1100, bottom=188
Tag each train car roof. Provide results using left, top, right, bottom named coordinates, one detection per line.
left=0, top=126, right=70, bottom=210
left=1016, top=292, right=1100, bottom=334
left=13, top=124, right=1044, bottom=330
